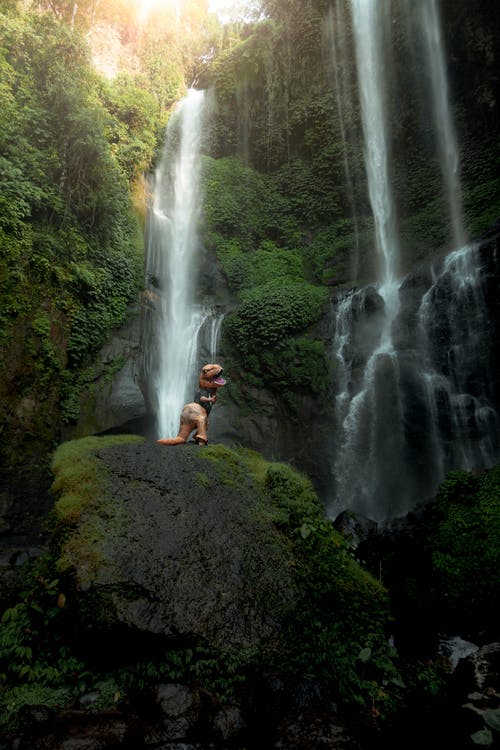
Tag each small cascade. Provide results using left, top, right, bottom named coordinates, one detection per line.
left=330, top=0, right=404, bottom=520
left=417, top=244, right=499, bottom=472
left=197, top=310, right=225, bottom=362
left=141, top=89, right=208, bottom=438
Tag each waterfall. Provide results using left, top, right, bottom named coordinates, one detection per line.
left=197, top=310, right=225, bottom=362
left=351, top=0, right=399, bottom=292
left=330, top=0, right=404, bottom=520
left=324, top=2, right=360, bottom=276
left=418, top=244, right=499, bottom=472
left=325, top=1, right=498, bottom=520
left=416, top=0, right=467, bottom=250
left=141, top=89, right=208, bottom=438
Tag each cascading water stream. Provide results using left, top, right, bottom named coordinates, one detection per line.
left=142, top=89, right=207, bottom=438
left=326, top=0, right=498, bottom=520
left=324, top=2, right=360, bottom=276
left=351, top=0, right=399, bottom=294
left=331, top=0, right=404, bottom=519
left=417, top=244, right=499, bottom=471
left=416, top=0, right=467, bottom=250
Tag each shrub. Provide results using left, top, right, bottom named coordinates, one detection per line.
left=427, top=466, right=500, bottom=635
left=225, top=279, right=327, bottom=353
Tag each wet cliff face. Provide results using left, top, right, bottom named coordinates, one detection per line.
left=198, top=0, right=500, bottom=522
left=211, top=230, right=500, bottom=521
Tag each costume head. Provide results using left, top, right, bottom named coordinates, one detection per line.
left=199, top=364, right=226, bottom=390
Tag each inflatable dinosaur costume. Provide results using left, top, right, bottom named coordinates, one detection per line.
left=157, top=364, right=226, bottom=446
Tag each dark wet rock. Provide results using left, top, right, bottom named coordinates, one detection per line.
left=333, top=511, right=378, bottom=548
left=14, top=711, right=139, bottom=750
left=58, top=443, right=297, bottom=654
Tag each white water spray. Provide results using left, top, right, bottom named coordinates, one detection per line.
left=418, top=244, right=499, bottom=471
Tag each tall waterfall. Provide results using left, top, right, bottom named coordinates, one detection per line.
left=416, top=0, right=467, bottom=250
left=332, top=0, right=403, bottom=519
left=326, top=1, right=499, bottom=520
left=141, top=89, right=208, bottom=438
left=324, top=3, right=361, bottom=276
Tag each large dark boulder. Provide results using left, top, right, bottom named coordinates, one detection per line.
left=53, top=440, right=297, bottom=654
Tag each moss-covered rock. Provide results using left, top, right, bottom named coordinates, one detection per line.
left=49, top=437, right=402, bottom=718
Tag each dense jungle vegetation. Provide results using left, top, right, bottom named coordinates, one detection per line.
left=0, top=0, right=242, bottom=524
left=201, top=0, right=500, bottom=399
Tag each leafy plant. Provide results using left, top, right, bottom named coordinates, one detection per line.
left=426, top=467, right=500, bottom=635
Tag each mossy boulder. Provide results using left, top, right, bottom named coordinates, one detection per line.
left=50, top=437, right=402, bottom=716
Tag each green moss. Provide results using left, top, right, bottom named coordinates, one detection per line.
left=51, top=434, right=144, bottom=524
left=194, top=471, right=211, bottom=488
left=51, top=434, right=144, bottom=581
left=202, top=155, right=301, bottom=257
left=198, top=444, right=402, bottom=717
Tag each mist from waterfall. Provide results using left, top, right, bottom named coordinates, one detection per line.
left=142, top=89, right=207, bottom=438
left=326, top=1, right=498, bottom=520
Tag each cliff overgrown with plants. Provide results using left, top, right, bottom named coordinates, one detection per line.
left=198, top=0, right=500, bottom=411
left=0, top=5, right=168, bottom=525
left=0, top=0, right=243, bottom=529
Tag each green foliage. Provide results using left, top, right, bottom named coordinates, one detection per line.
left=227, top=280, right=327, bottom=349
left=101, top=74, right=163, bottom=183
left=302, top=219, right=370, bottom=283
left=199, top=445, right=403, bottom=718
left=202, top=156, right=300, bottom=253
left=0, top=685, right=75, bottom=732
left=65, top=248, right=142, bottom=368
left=398, top=658, right=446, bottom=700
left=399, top=197, right=449, bottom=266
left=285, top=517, right=402, bottom=718
left=217, top=238, right=304, bottom=292
left=0, top=556, right=90, bottom=733
left=263, top=461, right=324, bottom=529
left=115, top=644, right=256, bottom=702
left=223, top=279, right=329, bottom=396
left=0, top=7, right=149, bottom=475
left=464, top=176, right=500, bottom=239
left=426, top=467, right=500, bottom=630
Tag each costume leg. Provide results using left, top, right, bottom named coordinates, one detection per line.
left=157, top=406, right=197, bottom=446
left=193, top=413, right=208, bottom=445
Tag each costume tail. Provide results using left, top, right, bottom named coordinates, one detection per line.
left=156, top=437, right=186, bottom=446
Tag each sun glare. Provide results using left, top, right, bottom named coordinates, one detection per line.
left=135, top=0, right=257, bottom=25
left=137, top=0, right=180, bottom=24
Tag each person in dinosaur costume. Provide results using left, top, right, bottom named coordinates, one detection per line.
left=156, top=364, right=226, bottom=446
